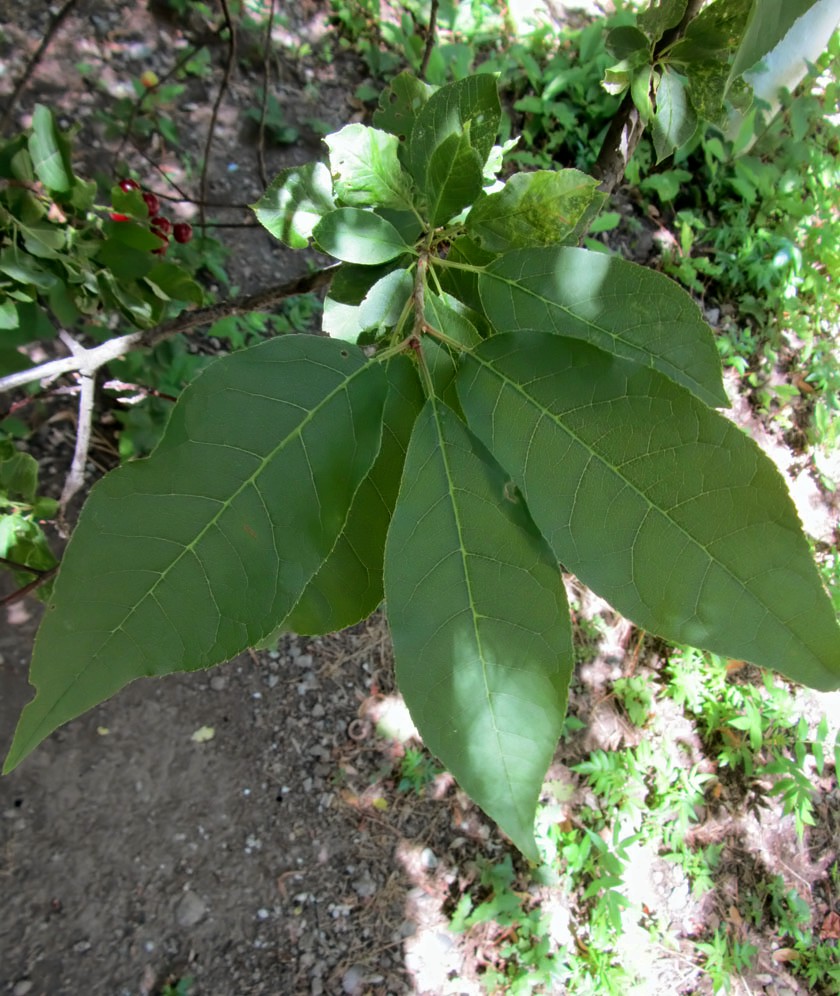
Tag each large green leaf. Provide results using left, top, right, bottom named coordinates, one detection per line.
left=251, top=162, right=336, bottom=249
left=457, top=333, right=840, bottom=692
left=325, top=124, right=415, bottom=211
left=384, top=398, right=573, bottom=859
left=4, top=336, right=388, bottom=772
left=373, top=71, right=437, bottom=142
left=286, top=357, right=424, bottom=634
left=465, top=170, right=603, bottom=251
left=478, top=247, right=728, bottom=408
left=407, top=75, right=501, bottom=192
left=730, top=0, right=822, bottom=83
left=314, top=208, right=410, bottom=265
left=28, top=105, right=73, bottom=192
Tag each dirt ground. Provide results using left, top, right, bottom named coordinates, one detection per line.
left=1, top=3, right=839, bottom=996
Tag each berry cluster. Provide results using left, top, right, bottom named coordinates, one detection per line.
left=112, top=178, right=193, bottom=255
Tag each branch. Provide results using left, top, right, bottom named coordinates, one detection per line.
left=593, top=0, right=706, bottom=196
left=419, top=0, right=440, bottom=82
left=0, top=265, right=338, bottom=395
left=0, top=0, right=79, bottom=133
left=199, top=0, right=237, bottom=230
left=58, top=365, right=96, bottom=516
left=257, top=0, right=277, bottom=188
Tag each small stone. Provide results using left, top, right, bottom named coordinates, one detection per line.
left=341, top=964, right=366, bottom=995
left=420, top=848, right=438, bottom=869
left=175, top=890, right=208, bottom=927
left=209, top=675, right=227, bottom=691
left=13, top=981, right=34, bottom=996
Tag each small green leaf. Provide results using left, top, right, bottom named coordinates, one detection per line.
left=425, top=130, right=484, bottom=227
left=359, top=268, right=413, bottom=332
left=457, top=332, right=840, bottom=693
left=652, top=67, right=698, bottom=162
left=465, top=170, right=602, bottom=251
left=28, top=105, right=73, bottom=192
left=314, top=208, right=410, bottom=264
left=325, top=123, right=415, bottom=211
left=0, top=440, right=38, bottom=503
left=102, top=219, right=164, bottom=252
left=285, top=356, right=424, bottom=634
left=4, top=336, right=388, bottom=772
left=478, top=247, right=728, bottom=408
left=144, top=262, right=205, bottom=305
left=638, top=0, right=688, bottom=43
left=385, top=398, right=573, bottom=859
left=408, top=74, right=501, bottom=190
left=606, top=26, right=652, bottom=61
left=96, top=239, right=155, bottom=281
left=0, top=299, right=19, bottom=330
left=251, top=162, right=336, bottom=249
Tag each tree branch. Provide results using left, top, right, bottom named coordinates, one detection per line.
left=0, top=0, right=79, bottom=133
left=419, top=0, right=440, bottom=82
left=199, top=0, right=236, bottom=230
left=0, top=265, right=338, bottom=395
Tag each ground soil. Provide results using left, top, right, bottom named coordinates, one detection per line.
left=1, top=4, right=838, bottom=996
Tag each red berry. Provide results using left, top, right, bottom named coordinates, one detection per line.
left=142, top=191, right=160, bottom=216
left=151, top=215, right=172, bottom=236
left=119, top=178, right=140, bottom=192
left=173, top=222, right=193, bottom=244
left=110, top=212, right=130, bottom=222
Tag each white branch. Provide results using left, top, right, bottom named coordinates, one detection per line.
left=0, top=332, right=142, bottom=393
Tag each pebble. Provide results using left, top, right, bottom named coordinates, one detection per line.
left=13, top=982, right=33, bottom=996
left=341, top=964, right=367, bottom=995
left=209, top=675, right=227, bottom=691
left=175, top=890, right=208, bottom=927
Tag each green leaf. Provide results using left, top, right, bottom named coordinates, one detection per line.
left=358, top=267, right=414, bottom=332
left=606, top=26, right=651, bottom=61
left=28, top=105, right=73, bottom=192
left=425, top=130, right=484, bottom=227
left=0, top=248, right=57, bottom=289
left=373, top=71, right=437, bottom=142
left=730, top=0, right=821, bottom=83
left=325, top=123, right=415, bottom=211
left=638, top=0, right=688, bottom=43
left=285, top=356, right=424, bottom=634
left=407, top=74, right=501, bottom=190
left=384, top=398, right=573, bottom=858
left=314, top=208, right=410, bottom=264
left=0, top=299, right=19, bottom=330
left=478, top=247, right=728, bottom=408
left=144, top=261, right=205, bottom=305
left=0, top=440, right=38, bottom=503
left=103, top=218, right=164, bottom=252
left=457, top=333, right=840, bottom=692
left=251, top=162, right=336, bottom=249
left=4, top=336, right=388, bottom=772
left=685, top=60, right=729, bottom=125
left=652, top=67, right=698, bottom=162
left=97, top=239, right=155, bottom=281
left=465, top=170, right=602, bottom=252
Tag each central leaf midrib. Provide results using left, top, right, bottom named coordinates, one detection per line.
left=431, top=399, right=523, bottom=815
left=475, top=353, right=822, bottom=668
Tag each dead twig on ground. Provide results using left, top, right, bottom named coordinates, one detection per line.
left=199, top=0, right=237, bottom=231
left=257, top=0, right=277, bottom=189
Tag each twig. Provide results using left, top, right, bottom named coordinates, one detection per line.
left=59, top=368, right=96, bottom=517
left=0, top=566, right=59, bottom=608
left=0, top=556, right=51, bottom=577
left=0, top=265, right=338, bottom=395
left=0, top=0, right=79, bottom=134
left=257, top=0, right=277, bottom=188
left=199, top=0, right=237, bottom=230
left=419, top=0, right=440, bottom=82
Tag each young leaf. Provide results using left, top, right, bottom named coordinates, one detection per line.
left=251, top=162, right=335, bottom=249
left=28, top=105, right=73, bottom=192
left=478, top=247, right=728, bottom=408
left=652, top=67, right=698, bottom=162
left=457, top=332, right=840, bottom=693
left=325, top=124, right=415, bottom=211
left=285, top=357, right=424, bottom=634
left=407, top=75, right=501, bottom=193
left=4, top=336, right=388, bottom=773
left=465, top=170, right=602, bottom=251
left=385, top=398, right=573, bottom=859
left=425, top=130, right=484, bottom=227
left=358, top=268, right=414, bottom=333
left=314, top=208, right=410, bottom=265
